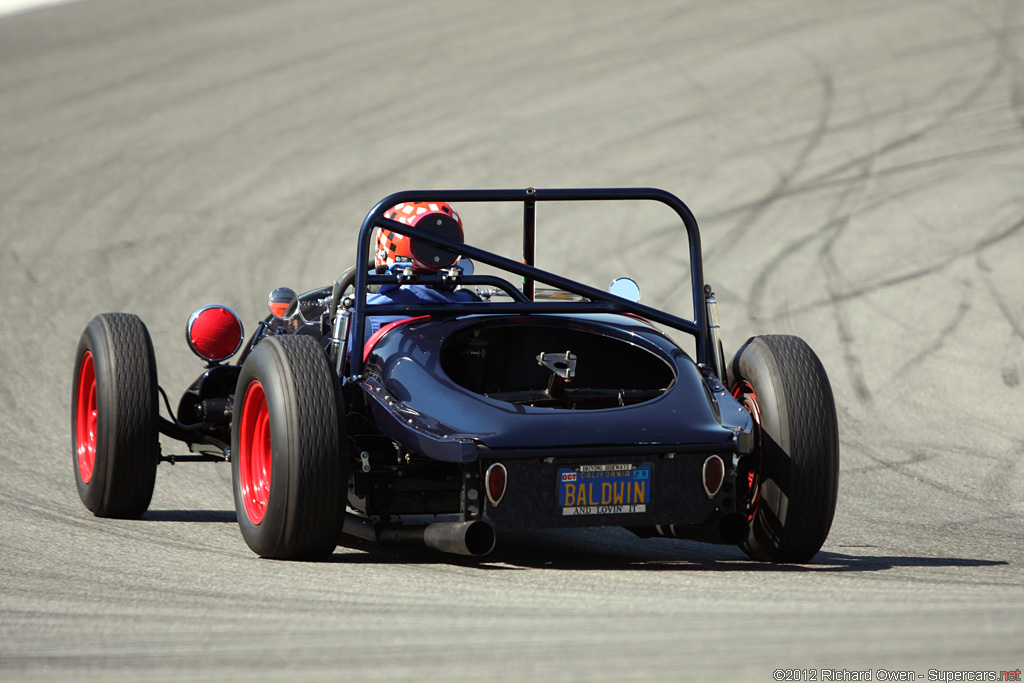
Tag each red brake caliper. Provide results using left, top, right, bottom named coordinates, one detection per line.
left=733, top=382, right=762, bottom=520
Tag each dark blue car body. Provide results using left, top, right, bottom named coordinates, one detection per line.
left=329, top=188, right=753, bottom=541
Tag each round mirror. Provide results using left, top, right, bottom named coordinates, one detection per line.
left=268, top=287, right=299, bottom=319
left=608, top=277, right=641, bottom=302
left=457, top=258, right=474, bottom=276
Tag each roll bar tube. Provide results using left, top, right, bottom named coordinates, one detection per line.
left=350, top=188, right=708, bottom=377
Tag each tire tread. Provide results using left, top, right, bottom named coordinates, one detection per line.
left=232, top=335, right=344, bottom=560
left=731, top=334, right=839, bottom=563
left=73, top=313, right=159, bottom=519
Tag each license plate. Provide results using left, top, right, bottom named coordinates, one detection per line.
left=557, top=463, right=652, bottom=516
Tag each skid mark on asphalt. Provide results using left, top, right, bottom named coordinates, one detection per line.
left=698, top=40, right=1011, bottom=235
left=812, top=153, right=878, bottom=403
left=963, top=0, right=1024, bottom=134
left=704, top=13, right=1022, bottom=404
left=976, top=248, right=1024, bottom=388
left=704, top=68, right=835, bottom=265
left=843, top=430, right=1003, bottom=504
left=785, top=214, right=1024, bottom=316
left=703, top=21, right=1014, bottom=243
left=894, top=280, right=973, bottom=379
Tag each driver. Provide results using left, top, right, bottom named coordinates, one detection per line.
left=366, top=201, right=479, bottom=336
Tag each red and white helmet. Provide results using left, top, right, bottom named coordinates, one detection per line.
left=376, top=201, right=464, bottom=271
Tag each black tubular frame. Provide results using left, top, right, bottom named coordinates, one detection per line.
left=350, top=188, right=708, bottom=377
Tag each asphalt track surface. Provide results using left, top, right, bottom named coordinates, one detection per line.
left=2, top=1, right=1023, bottom=680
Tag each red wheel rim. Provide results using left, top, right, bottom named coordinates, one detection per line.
left=75, top=351, right=98, bottom=484
left=733, top=381, right=762, bottom=520
left=238, top=380, right=272, bottom=525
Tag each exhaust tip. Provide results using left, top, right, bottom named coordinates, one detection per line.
left=462, top=520, right=497, bottom=557
left=422, top=520, right=496, bottom=557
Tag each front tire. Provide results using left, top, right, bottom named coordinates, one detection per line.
left=231, top=335, right=345, bottom=560
left=730, top=335, right=839, bottom=563
left=71, top=313, right=160, bottom=518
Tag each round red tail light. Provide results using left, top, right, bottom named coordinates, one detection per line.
left=186, top=305, right=244, bottom=363
left=485, top=463, right=507, bottom=507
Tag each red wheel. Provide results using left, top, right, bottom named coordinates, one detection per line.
left=71, top=313, right=159, bottom=518
left=75, top=351, right=98, bottom=484
left=237, top=381, right=272, bottom=525
left=231, top=335, right=346, bottom=560
left=731, top=380, right=761, bottom=521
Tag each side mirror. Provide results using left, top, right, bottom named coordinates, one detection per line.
left=608, top=277, right=640, bottom=302
left=268, top=287, right=300, bottom=320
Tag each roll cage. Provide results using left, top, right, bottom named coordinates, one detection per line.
left=344, top=188, right=715, bottom=378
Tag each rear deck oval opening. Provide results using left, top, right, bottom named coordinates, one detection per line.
left=440, top=322, right=675, bottom=410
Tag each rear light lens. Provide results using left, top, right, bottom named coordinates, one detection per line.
left=186, top=305, right=244, bottom=363
left=702, top=455, right=725, bottom=498
left=485, top=463, right=507, bottom=507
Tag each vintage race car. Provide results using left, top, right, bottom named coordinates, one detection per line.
left=71, top=188, right=839, bottom=563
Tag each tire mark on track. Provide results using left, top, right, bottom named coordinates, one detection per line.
left=703, top=66, right=835, bottom=265
left=958, top=0, right=1024, bottom=134
left=742, top=155, right=970, bottom=325
left=841, top=427, right=1009, bottom=504
left=743, top=21, right=1020, bottom=399
left=811, top=150, right=877, bottom=403
left=762, top=214, right=1024, bottom=319
left=701, top=140, right=1020, bottom=229
left=894, top=279, right=973, bottom=379
left=699, top=26, right=1012, bottom=231
left=976, top=248, right=1024, bottom=388
left=740, top=12, right=1024, bottom=329
left=665, top=10, right=1018, bottom=320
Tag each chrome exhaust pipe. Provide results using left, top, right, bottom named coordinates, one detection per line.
left=425, top=520, right=496, bottom=556
left=374, top=520, right=496, bottom=557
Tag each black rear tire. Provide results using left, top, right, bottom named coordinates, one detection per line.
left=730, top=335, right=839, bottom=563
left=71, top=313, right=160, bottom=518
left=231, top=335, right=346, bottom=560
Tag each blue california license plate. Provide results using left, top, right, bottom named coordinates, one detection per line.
left=557, top=463, right=652, bottom=516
